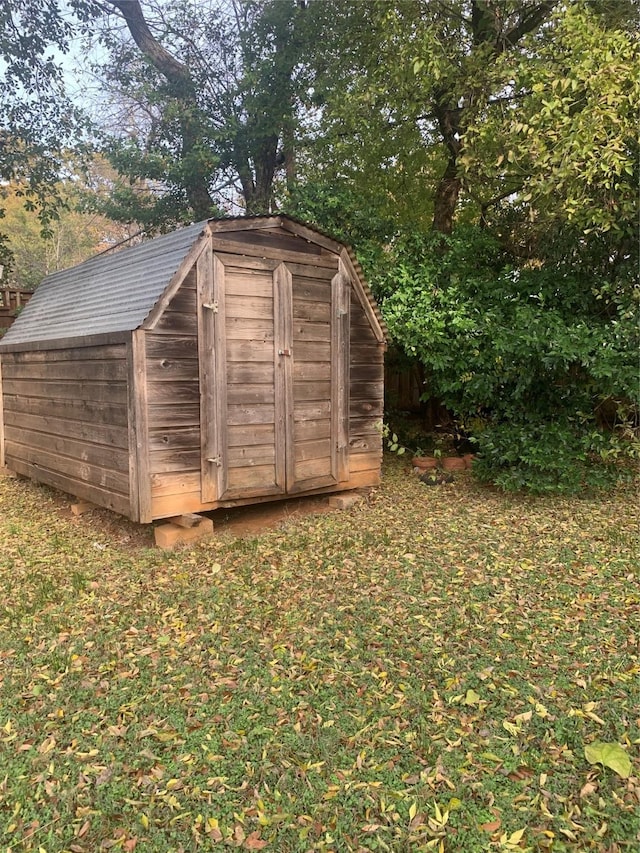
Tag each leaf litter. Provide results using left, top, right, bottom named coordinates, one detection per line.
left=0, top=458, right=638, bottom=851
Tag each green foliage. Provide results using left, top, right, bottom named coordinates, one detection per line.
left=513, top=5, right=639, bottom=239
left=91, top=0, right=312, bottom=224
left=376, top=420, right=407, bottom=455
left=0, top=1, right=98, bottom=237
left=378, top=227, right=639, bottom=493
left=471, top=418, right=626, bottom=495
left=283, top=180, right=394, bottom=280
left=463, top=3, right=639, bottom=241
left=302, top=1, right=558, bottom=235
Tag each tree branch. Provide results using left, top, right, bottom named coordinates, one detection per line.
left=502, top=2, right=557, bottom=50
left=103, top=0, right=192, bottom=88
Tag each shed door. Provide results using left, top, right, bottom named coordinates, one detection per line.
left=199, top=252, right=349, bottom=503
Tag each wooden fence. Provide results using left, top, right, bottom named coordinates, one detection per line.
left=0, top=288, right=33, bottom=333
left=384, top=354, right=450, bottom=430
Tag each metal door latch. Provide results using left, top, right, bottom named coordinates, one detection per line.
left=278, top=348, right=292, bottom=357
left=203, top=301, right=219, bottom=312
left=207, top=455, right=222, bottom=466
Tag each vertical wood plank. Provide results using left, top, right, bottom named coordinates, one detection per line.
left=199, top=244, right=229, bottom=503
left=332, top=261, right=351, bottom=483
left=273, top=263, right=293, bottom=491
left=0, top=358, right=5, bottom=469
left=128, top=330, right=152, bottom=522
left=213, top=254, right=228, bottom=500
left=198, top=244, right=214, bottom=502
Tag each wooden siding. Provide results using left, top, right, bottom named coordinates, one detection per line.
left=128, top=330, right=151, bottom=522
left=1, top=342, right=131, bottom=515
left=209, top=227, right=325, bottom=258
left=349, top=285, right=384, bottom=484
left=0, top=358, right=4, bottom=469
left=289, top=262, right=340, bottom=492
left=209, top=233, right=338, bottom=270
left=147, top=241, right=383, bottom=520
left=223, top=257, right=282, bottom=499
left=145, top=267, right=202, bottom=517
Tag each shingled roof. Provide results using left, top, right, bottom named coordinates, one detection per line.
left=0, top=221, right=208, bottom=349
left=0, top=215, right=386, bottom=350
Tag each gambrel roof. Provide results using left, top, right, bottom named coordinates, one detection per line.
left=0, top=215, right=386, bottom=351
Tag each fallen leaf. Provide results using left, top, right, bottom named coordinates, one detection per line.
left=580, top=781, right=598, bottom=798
left=463, top=689, right=481, bottom=706
left=243, top=831, right=268, bottom=850
left=584, top=742, right=632, bottom=779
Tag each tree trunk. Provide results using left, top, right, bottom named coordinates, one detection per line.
left=432, top=96, right=463, bottom=235
left=233, top=132, right=278, bottom=215
left=432, top=157, right=462, bottom=235
left=251, top=133, right=279, bottom=214
left=429, top=2, right=556, bottom=233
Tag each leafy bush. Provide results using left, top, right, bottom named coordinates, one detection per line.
left=472, top=418, right=629, bottom=494
left=375, top=227, right=639, bottom=493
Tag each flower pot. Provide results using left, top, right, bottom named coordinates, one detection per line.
left=412, top=455, right=438, bottom=470
left=441, top=456, right=466, bottom=472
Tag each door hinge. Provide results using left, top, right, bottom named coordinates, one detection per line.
left=207, top=455, right=222, bottom=466
left=203, top=301, right=219, bottom=312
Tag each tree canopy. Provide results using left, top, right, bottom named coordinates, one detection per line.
left=89, top=0, right=312, bottom=223
left=0, top=1, right=100, bottom=249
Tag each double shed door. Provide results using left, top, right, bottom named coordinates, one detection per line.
left=198, top=250, right=350, bottom=503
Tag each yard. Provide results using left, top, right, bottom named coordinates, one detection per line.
left=0, top=458, right=638, bottom=852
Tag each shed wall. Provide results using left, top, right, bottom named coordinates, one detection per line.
left=145, top=243, right=383, bottom=520
left=0, top=343, right=131, bottom=516
left=349, top=288, right=384, bottom=478
left=0, top=217, right=384, bottom=525
left=144, top=267, right=202, bottom=517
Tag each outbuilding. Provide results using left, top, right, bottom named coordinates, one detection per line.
left=0, top=216, right=386, bottom=523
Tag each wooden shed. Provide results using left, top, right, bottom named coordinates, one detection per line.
left=0, top=216, right=386, bottom=523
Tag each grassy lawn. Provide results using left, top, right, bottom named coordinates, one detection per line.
left=0, top=458, right=638, bottom=852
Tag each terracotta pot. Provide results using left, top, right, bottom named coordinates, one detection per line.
left=463, top=453, right=476, bottom=469
left=412, top=455, right=438, bottom=470
left=441, top=456, right=466, bottom=472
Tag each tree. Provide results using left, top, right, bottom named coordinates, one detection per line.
left=299, top=0, right=556, bottom=236
left=0, top=0, right=98, bottom=264
left=0, top=171, right=141, bottom=289
left=505, top=4, right=638, bottom=242
left=303, top=1, right=639, bottom=492
left=373, top=4, right=639, bottom=493
left=91, top=0, right=311, bottom=223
